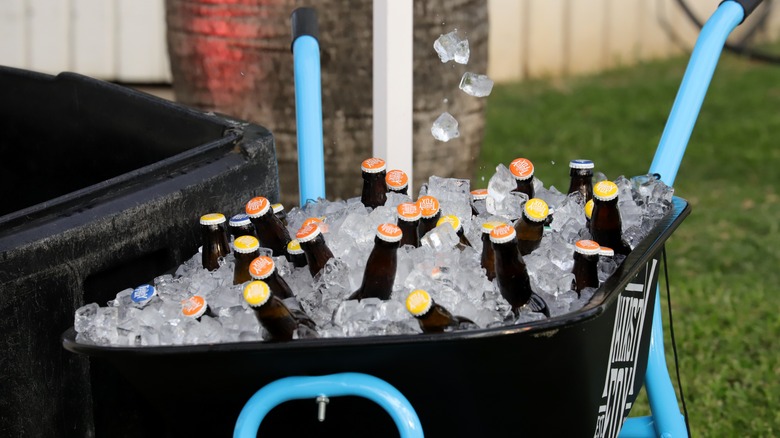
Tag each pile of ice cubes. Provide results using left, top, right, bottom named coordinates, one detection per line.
left=74, top=170, right=674, bottom=347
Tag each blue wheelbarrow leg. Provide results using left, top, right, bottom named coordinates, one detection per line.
left=621, top=1, right=749, bottom=437
left=233, top=373, right=424, bottom=438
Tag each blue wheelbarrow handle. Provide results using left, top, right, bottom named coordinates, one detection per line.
left=233, top=372, right=424, bottom=438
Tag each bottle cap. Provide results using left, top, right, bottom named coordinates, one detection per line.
left=509, top=158, right=534, bottom=181
left=229, top=213, right=251, bottom=227
left=131, top=284, right=156, bottom=304
left=272, top=203, right=284, bottom=214
left=301, top=216, right=328, bottom=233
left=436, top=215, right=462, bottom=232
left=376, top=223, right=403, bottom=242
left=489, top=224, right=517, bottom=244
left=417, top=195, right=440, bottom=218
left=296, top=222, right=322, bottom=243
left=584, top=199, right=594, bottom=219
left=599, top=246, right=614, bottom=257
left=233, top=235, right=260, bottom=253
left=575, top=240, right=601, bottom=255
left=200, top=213, right=226, bottom=225
left=481, top=220, right=505, bottom=234
left=569, top=159, right=595, bottom=170
left=249, top=256, right=275, bottom=280
left=593, top=181, right=619, bottom=201
left=397, top=202, right=422, bottom=222
left=246, top=196, right=271, bottom=217
left=523, top=198, right=549, bottom=222
left=406, top=289, right=433, bottom=317
left=181, top=295, right=208, bottom=319
left=287, top=239, right=304, bottom=255
left=361, top=157, right=387, bottom=173
left=385, top=169, right=409, bottom=190
left=470, top=188, right=488, bottom=200
left=243, top=281, right=271, bottom=308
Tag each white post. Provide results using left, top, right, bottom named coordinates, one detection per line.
left=373, top=0, right=414, bottom=193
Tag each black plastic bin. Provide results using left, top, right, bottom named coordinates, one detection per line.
left=63, top=198, right=689, bottom=437
left=0, top=66, right=279, bottom=438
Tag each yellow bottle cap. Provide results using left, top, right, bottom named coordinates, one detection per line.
left=509, top=158, right=534, bottom=180
left=200, top=213, right=226, bottom=225
left=295, top=222, right=322, bottom=243
left=489, top=224, right=516, bottom=244
left=245, top=196, right=271, bottom=217
left=593, top=181, right=619, bottom=201
left=523, top=198, right=549, bottom=222
left=243, top=281, right=271, bottom=308
left=376, top=223, right=403, bottom=242
left=361, top=157, right=387, bottom=173
left=397, top=202, right=422, bottom=222
left=436, top=215, right=462, bottom=232
left=481, top=220, right=505, bottom=234
left=385, top=169, right=409, bottom=190
left=233, top=235, right=260, bottom=253
left=470, top=188, right=488, bottom=200
left=417, top=195, right=440, bottom=218
left=249, top=256, right=275, bottom=280
left=575, top=240, right=601, bottom=255
left=181, top=295, right=208, bottom=318
left=272, top=203, right=284, bottom=214
left=287, top=239, right=304, bottom=255
left=406, top=289, right=433, bottom=317
left=584, top=199, right=594, bottom=219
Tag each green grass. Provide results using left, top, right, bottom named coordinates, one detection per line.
left=480, top=54, right=780, bottom=436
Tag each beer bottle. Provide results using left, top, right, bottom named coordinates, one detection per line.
left=181, top=295, right=215, bottom=321
left=436, top=215, right=472, bottom=248
left=480, top=221, right=505, bottom=281
left=513, top=198, right=549, bottom=256
left=233, top=235, right=261, bottom=285
left=361, top=157, right=388, bottom=209
left=243, top=281, right=300, bottom=342
left=296, top=222, right=335, bottom=277
left=590, top=181, right=631, bottom=256
left=470, top=188, right=488, bottom=216
left=348, top=223, right=403, bottom=301
left=571, top=240, right=601, bottom=294
left=509, top=157, right=535, bottom=199
left=568, top=159, right=595, bottom=203
left=286, top=239, right=308, bottom=268
left=272, top=203, right=288, bottom=227
left=417, top=195, right=441, bottom=240
left=228, top=213, right=257, bottom=241
left=396, top=202, right=422, bottom=248
left=490, top=224, right=550, bottom=317
left=248, top=255, right=295, bottom=300
left=405, top=289, right=476, bottom=333
left=386, top=169, right=409, bottom=196
left=200, top=213, right=231, bottom=271
left=246, top=196, right=292, bottom=258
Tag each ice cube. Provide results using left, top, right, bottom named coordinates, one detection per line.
left=459, top=72, right=494, bottom=97
left=433, top=30, right=469, bottom=64
left=420, top=224, right=460, bottom=251
left=431, top=112, right=459, bottom=142
left=74, top=303, right=99, bottom=333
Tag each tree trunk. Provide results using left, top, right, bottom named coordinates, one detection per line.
left=166, top=0, right=487, bottom=205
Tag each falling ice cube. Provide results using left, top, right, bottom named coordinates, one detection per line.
left=433, top=31, right=460, bottom=63
left=459, top=72, right=494, bottom=97
left=431, top=112, right=459, bottom=142
left=454, top=40, right=470, bottom=64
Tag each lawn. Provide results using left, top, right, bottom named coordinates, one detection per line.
left=479, top=53, right=780, bottom=436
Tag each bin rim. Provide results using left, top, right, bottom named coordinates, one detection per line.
left=62, top=197, right=690, bottom=358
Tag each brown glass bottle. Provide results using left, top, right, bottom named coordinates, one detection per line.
left=200, top=213, right=231, bottom=271
left=470, top=189, right=488, bottom=216
left=571, top=240, right=601, bottom=295
left=248, top=256, right=295, bottom=300
left=272, top=203, right=288, bottom=227
left=361, top=157, right=388, bottom=209
left=513, top=198, right=548, bottom=256
left=228, top=213, right=257, bottom=241
left=286, top=239, right=308, bottom=268
left=233, top=236, right=260, bottom=285
left=509, top=158, right=535, bottom=199
left=246, top=196, right=292, bottom=258
left=567, top=159, right=595, bottom=203
left=480, top=221, right=504, bottom=281
left=243, top=281, right=300, bottom=342
left=296, top=222, right=335, bottom=277
left=490, top=224, right=550, bottom=317
left=590, top=181, right=631, bottom=256
left=386, top=169, right=409, bottom=196
left=348, top=223, right=403, bottom=301
left=405, top=289, right=476, bottom=333
left=396, top=202, right=421, bottom=248
left=417, top=195, right=441, bottom=240
left=436, top=215, right=472, bottom=248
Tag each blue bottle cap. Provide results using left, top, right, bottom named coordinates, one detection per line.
left=229, top=213, right=252, bottom=226
left=569, top=159, right=595, bottom=169
left=131, top=284, right=157, bottom=304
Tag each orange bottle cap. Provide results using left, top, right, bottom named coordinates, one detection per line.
left=287, top=239, right=304, bottom=255
left=406, top=289, right=433, bottom=317
left=243, top=281, right=271, bottom=308
left=397, top=202, right=422, bottom=222
left=233, top=235, right=260, bottom=253
left=584, top=199, right=594, bottom=219
left=249, top=255, right=275, bottom=280
left=575, top=240, right=601, bottom=255
left=302, top=216, right=328, bottom=233
left=361, top=157, right=387, bottom=173
left=417, top=195, right=440, bottom=218
left=376, top=223, right=403, bottom=243
left=489, top=224, right=517, bottom=244
left=246, top=197, right=271, bottom=217
left=599, top=246, right=614, bottom=257
left=593, top=181, right=619, bottom=201
left=181, top=295, right=208, bottom=318
left=436, top=215, right=462, bottom=232
left=481, top=220, right=505, bottom=234
left=296, top=222, right=322, bottom=243
left=509, top=158, right=534, bottom=180
left=523, top=198, right=549, bottom=222
left=200, top=213, right=226, bottom=225
left=385, top=169, right=409, bottom=190
left=470, top=188, right=488, bottom=200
